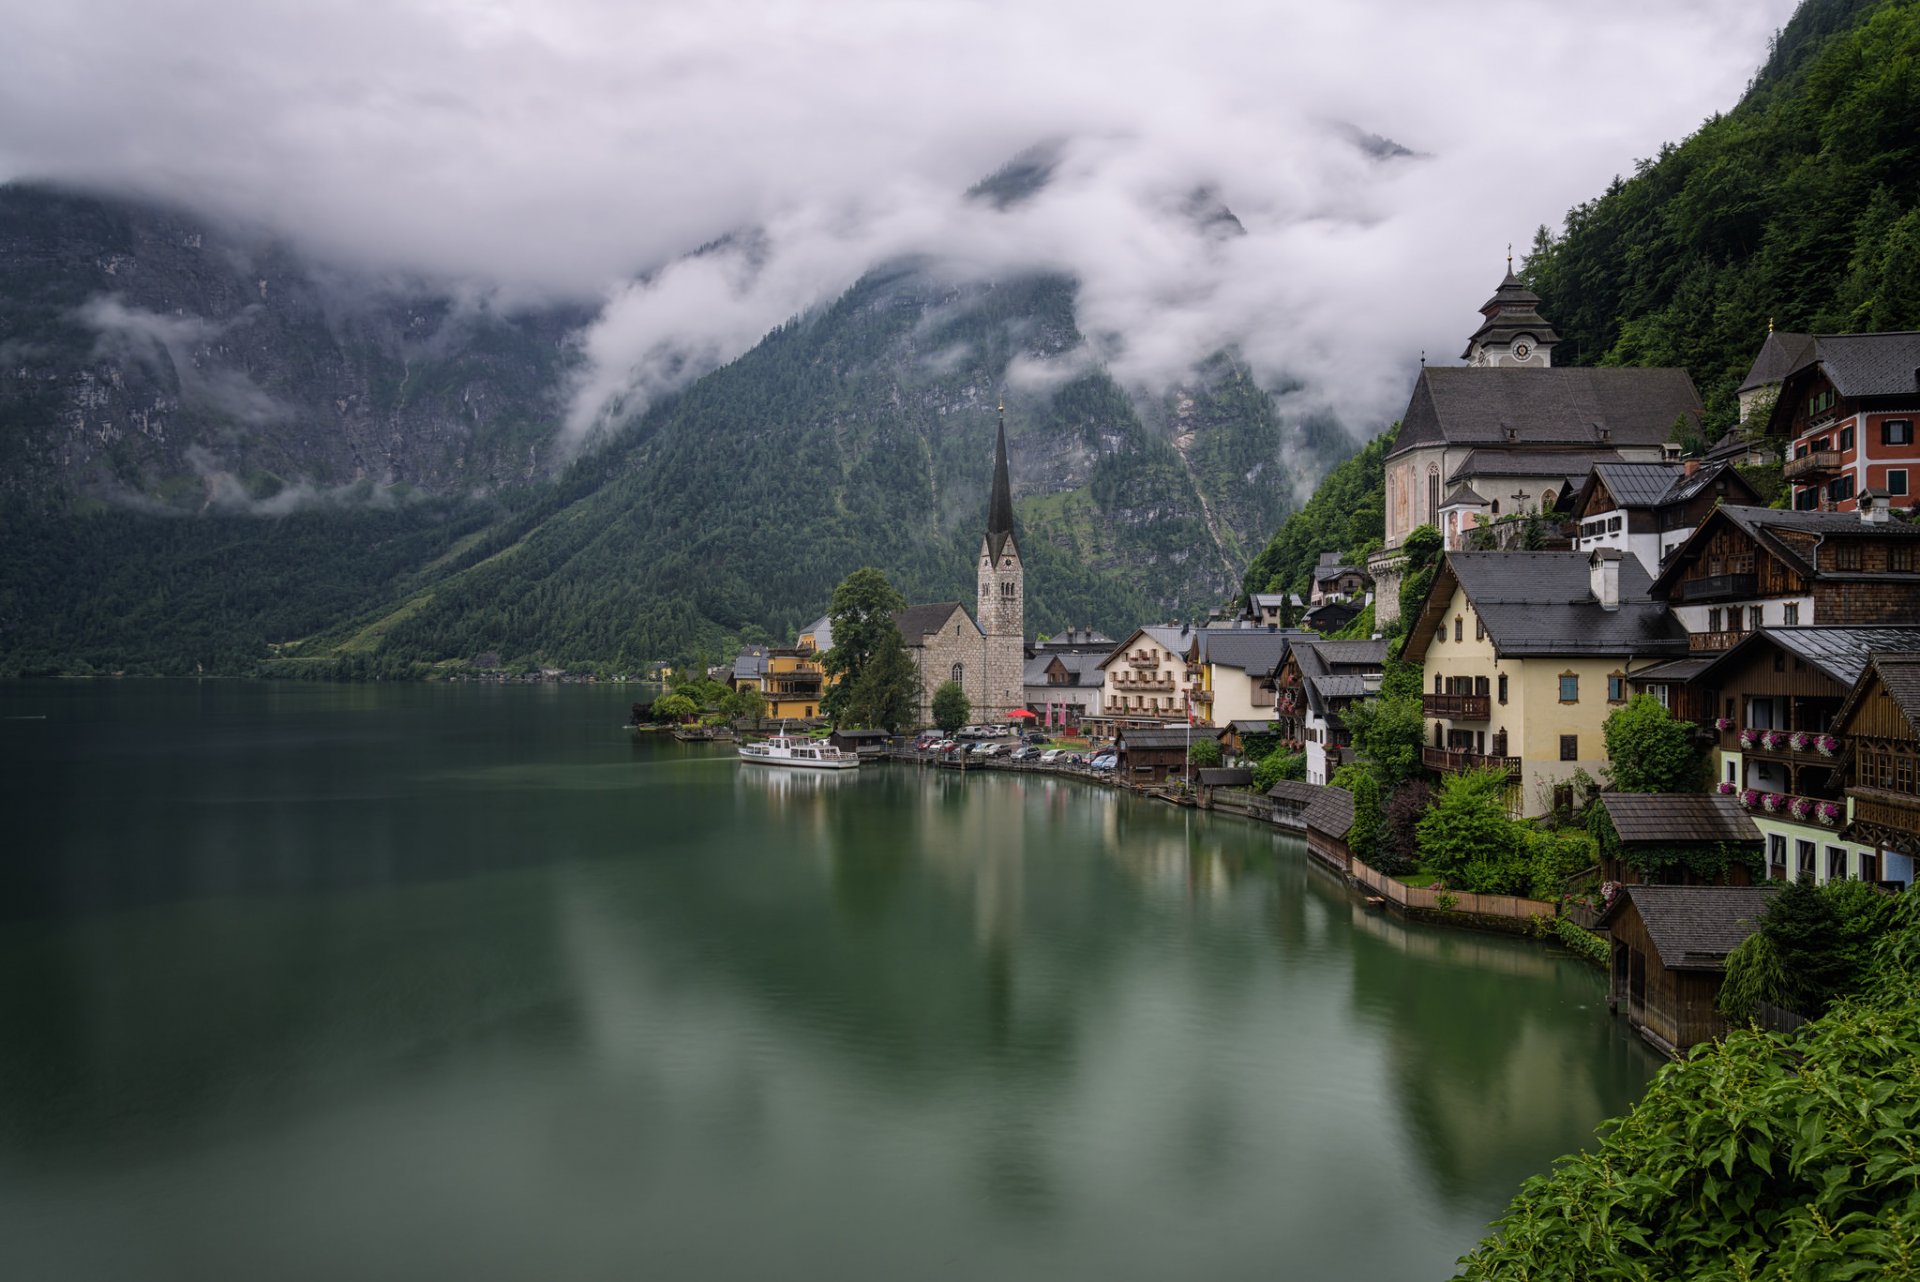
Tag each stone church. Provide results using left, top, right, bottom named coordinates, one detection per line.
left=895, top=410, right=1027, bottom=725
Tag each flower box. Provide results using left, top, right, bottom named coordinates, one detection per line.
left=1741, top=788, right=1762, bottom=809
left=1790, top=731, right=1813, bottom=753
left=1714, top=717, right=1736, bottom=732
left=1716, top=781, right=1736, bottom=795
left=1761, top=792, right=1786, bottom=813
left=1818, top=802, right=1843, bottom=827
left=1789, top=796, right=1815, bottom=821
left=1761, top=730, right=1788, bottom=750
left=1816, top=735, right=1840, bottom=757
left=1738, top=729, right=1760, bottom=749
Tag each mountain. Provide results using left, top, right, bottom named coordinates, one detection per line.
left=1521, top=0, right=1920, bottom=438
left=0, top=183, right=1349, bottom=676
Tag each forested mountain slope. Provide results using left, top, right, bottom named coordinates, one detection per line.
left=1523, top=0, right=1920, bottom=437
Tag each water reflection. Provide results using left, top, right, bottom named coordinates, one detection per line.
left=0, top=683, right=1660, bottom=1282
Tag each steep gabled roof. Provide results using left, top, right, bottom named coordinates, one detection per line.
left=1196, top=629, right=1299, bottom=675
left=1096, top=625, right=1200, bottom=670
left=1391, top=366, right=1702, bottom=457
left=1404, top=552, right=1687, bottom=663
left=1693, top=627, right=1920, bottom=690
left=1605, top=886, right=1776, bottom=972
left=1303, top=786, right=1355, bottom=841
left=1799, top=333, right=1920, bottom=399
left=1290, top=639, right=1388, bottom=717
left=896, top=602, right=976, bottom=643
left=1648, top=505, right=1920, bottom=597
left=1835, top=651, right=1920, bottom=737
left=1736, top=330, right=1816, bottom=394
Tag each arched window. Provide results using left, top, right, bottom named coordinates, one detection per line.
left=1427, top=466, right=1440, bottom=520
left=952, top=662, right=964, bottom=685
left=1491, top=499, right=1500, bottom=515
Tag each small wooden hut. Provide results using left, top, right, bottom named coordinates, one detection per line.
left=1600, top=884, right=1775, bottom=1055
left=1593, top=793, right=1761, bottom=887
left=1303, top=786, right=1355, bottom=876
left=1113, top=725, right=1229, bottom=785
left=1266, top=779, right=1319, bottom=832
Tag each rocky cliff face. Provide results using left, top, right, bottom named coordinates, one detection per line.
left=0, top=185, right=589, bottom=505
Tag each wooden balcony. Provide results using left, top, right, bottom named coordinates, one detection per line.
left=1784, top=449, right=1845, bottom=483
left=1689, top=629, right=1750, bottom=652
left=1423, top=692, right=1490, bottom=721
left=1113, top=675, right=1173, bottom=691
left=1846, top=786, right=1920, bottom=852
left=1423, top=747, right=1520, bottom=778
left=1191, top=689, right=1214, bottom=704
left=1675, top=573, right=1758, bottom=602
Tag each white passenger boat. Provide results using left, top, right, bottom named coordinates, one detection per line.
left=737, top=733, right=861, bottom=770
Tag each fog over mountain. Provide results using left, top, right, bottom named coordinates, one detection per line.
left=3, top=0, right=1797, bottom=453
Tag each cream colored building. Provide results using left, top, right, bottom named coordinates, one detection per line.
left=1095, top=625, right=1203, bottom=724
left=1402, top=549, right=1689, bottom=817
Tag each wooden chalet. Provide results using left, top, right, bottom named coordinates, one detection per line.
left=1834, top=652, right=1920, bottom=886
left=1112, top=724, right=1229, bottom=785
left=1593, top=793, right=1760, bottom=887
left=1602, top=885, right=1776, bottom=1055
left=1647, top=504, right=1920, bottom=655
left=1566, top=459, right=1760, bottom=577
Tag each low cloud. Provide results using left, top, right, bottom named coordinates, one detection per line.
left=12, top=0, right=1800, bottom=454
left=78, top=295, right=289, bottom=426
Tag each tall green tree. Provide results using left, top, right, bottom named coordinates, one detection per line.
left=820, top=567, right=907, bottom=722
left=844, top=624, right=919, bottom=733
left=1602, top=694, right=1702, bottom=793
left=1395, top=524, right=1443, bottom=631
left=1344, top=691, right=1426, bottom=790
left=931, top=680, right=970, bottom=733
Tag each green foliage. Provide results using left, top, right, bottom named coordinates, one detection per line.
left=1188, top=738, right=1223, bottom=769
left=1457, top=886, right=1920, bottom=1281
left=820, top=568, right=908, bottom=722
left=1375, top=779, right=1431, bottom=877
left=1396, top=524, right=1443, bottom=626
left=1327, top=601, right=1375, bottom=640
left=1603, top=694, right=1705, bottom=793
left=722, top=685, right=767, bottom=726
left=1343, top=691, right=1425, bottom=790
left=1251, top=747, right=1305, bottom=792
left=1718, top=930, right=1792, bottom=1022
left=1761, top=875, right=1901, bottom=1016
left=1417, top=769, right=1589, bottom=898
left=1550, top=916, right=1612, bottom=968
left=1240, top=429, right=1391, bottom=603
left=841, top=623, right=919, bottom=733
left=1522, top=0, right=1920, bottom=436
left=931, top=680, right=970, bottom=733
left=652, top=693, right=699, bottom=722
left=1335, top=765, right=1384, bottom=862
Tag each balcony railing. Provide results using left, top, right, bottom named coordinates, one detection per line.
left=1128, top=654, right=1159, bottom=668
left=1676, top=573, right=1758, bottom=602
left=1783, top=450, right=1845, bottom=483
left=1423, top=747, right=1520, bottom=777
left=1732, top=729, right=1845, bottom=760
left=1113, top=676, right=1173, bottom=691
left=1847, top=787, right=1920, bottom=841
left=1423, top=692, right=1490, bottom=721
left=1688, top=629, right=1750, bottom=652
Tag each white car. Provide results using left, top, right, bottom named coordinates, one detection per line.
left=1039, top=749, right=1065, bottom=764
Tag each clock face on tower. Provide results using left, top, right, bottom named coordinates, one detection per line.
left=1512, top=337, right=1533, bottom=361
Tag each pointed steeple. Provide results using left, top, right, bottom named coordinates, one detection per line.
left=987, top=401, right=1016, bottom=559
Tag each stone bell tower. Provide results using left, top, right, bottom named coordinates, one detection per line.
left=976, top=403, right=1025, bottom=719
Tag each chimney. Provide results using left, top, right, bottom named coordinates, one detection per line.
left=1684, top=458, right=1700, bottom=476
left=1589, top=547, right=1622, bottom=611
left=1861, top=488, right=1892, bottom=525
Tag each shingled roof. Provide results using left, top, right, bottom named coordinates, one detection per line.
left=1692, top=627, right=1920, bottom=690
left=1195, top=768, right=1253, bottom=788
left=1289, top=639, right=1388, bottom=717
left=1266, top=779, right=1321, bottom=805
left=1783, top=332, right=1920, bottom=399
left=1392, top=366, right=1703, bottom=457
left=1835, top=652, right=1920, bottom=737
left=1447, top=447, right=1624, bottom=482
left=1736, top=330, right=1816, bottom=395
left=1303, top=786, right=1355, bottom=841
left=1116, top=726, right=1225, bottom=751
left=1404, top=552, right=1688, bottom=663
left=896, top=602, right=975, bottom=643
left=1196, top=629, right=1299, bottom=675
left=1597, top=793, right=1761, bottom=845
left=1607, top=885, right=1776, bottom=972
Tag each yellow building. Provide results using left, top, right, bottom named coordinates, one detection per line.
left=1402, top=549, right=1689, bottom=817
left=731, top=643, right=828, bottom=722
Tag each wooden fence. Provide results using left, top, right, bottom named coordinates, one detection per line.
left=1350, top=857, right=1558, bottom=923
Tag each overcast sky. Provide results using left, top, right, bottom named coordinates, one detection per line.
left=2, top=0, right=1802, bottom=447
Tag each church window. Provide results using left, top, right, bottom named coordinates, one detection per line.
left=1541, top=489, right=1555, bottom=510
left=1428, top=468, right=1440, bottom=520
left=952, top=663, right=964, bottom=684
left=1490, top=500, right=1500, bottom=515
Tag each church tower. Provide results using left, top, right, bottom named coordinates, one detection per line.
left=1462, top=255, right=1559, bottom=368
left=977, top=404, right=1025, bottom=719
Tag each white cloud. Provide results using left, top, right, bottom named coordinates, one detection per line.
left=7, top=0, right=1801, bottom=451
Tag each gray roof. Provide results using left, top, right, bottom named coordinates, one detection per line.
left=1736, top=331, right=1816, bottom=394
left=1197, top=629, right=1299, bottom=675
left=1304, top=786, right=1355, bottom=841
left=1610, top=886, right=1776, bottom=972
left=1627, top=656, right=1718, bottom=685
left=1590, top=462, right=1685, bottom=508
left=896, top=602, right=975, bottom=642
left=1650, top=505, right=1920, bottom=596
left=1441, top=482, right=1490, bottom=507
left=1196, top=768, right=1253, bottom=787
left=1414, top=552, right=1688, bottom=661
left=1289, top=639, right=1388, bottom=717
left=1312, top=561, right=1364, bottom=582
left=1461, top=272, right=1562, bottom=356
left=1764, top=627, right=1920, bottom=689
left=1598, top=793, right=1760, bottom=846
left=801, top=614, right=834, bottom=651
left=1837, top=652, right=1920, bottom=735
left=1117, top=726, right=1225, bottom=750
left=1035, top=628, right=1116, bottom=652
left=1393, top=366, right=1703, bottom=457
left=1791, top=332, right=1920, bottom=400
left=1447, top=448, right=1622, bottom=483
left=733, top=647, right=768, bottom=679
left=1267, top=780, right=1321, bottom=805
left=1229, top=719, right=1277, bottom=734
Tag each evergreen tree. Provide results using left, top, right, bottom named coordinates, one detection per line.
left=820, top=567, right=908, bottom=722
left=845, top=624, right=919, bottom=733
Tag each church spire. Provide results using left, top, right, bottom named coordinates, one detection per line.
left=987, top=401, right=1016, bottom=557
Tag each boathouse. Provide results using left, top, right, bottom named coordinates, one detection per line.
left=1592, top=793, right=1762, bottom=887
left=1601, top=884, right=1775, bottom=1055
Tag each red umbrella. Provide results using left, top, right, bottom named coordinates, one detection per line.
left=1005, top=708, right=1037, bottom=719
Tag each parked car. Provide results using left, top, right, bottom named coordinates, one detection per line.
left=1039, top=748, right=1064, bottom=764
left=970, top=741, right=997, bottom=757
left=1089, top=752, right=1117, bottom=772
left=1008, top=746, right=1035, bottom=762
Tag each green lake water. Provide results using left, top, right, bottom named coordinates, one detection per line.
left=0, top=681, right=1660, bottom=1280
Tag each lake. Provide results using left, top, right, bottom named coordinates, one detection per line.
left=0, top=681, right=1660, bottom=1280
